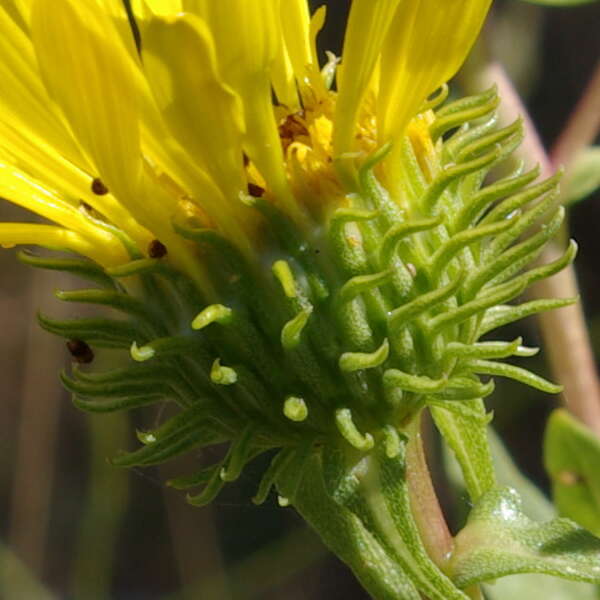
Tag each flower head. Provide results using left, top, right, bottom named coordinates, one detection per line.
left=0, top=0, right=574, bottom=507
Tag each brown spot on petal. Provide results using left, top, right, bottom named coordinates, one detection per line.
left=91, top=178, right=109, bottom=195
left=247, top=183, right=265, bottom=198
left=148, top=239, right=167, bottom=258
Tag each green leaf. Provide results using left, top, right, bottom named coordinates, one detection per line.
left=488, top=427, right=556, bottom=521
left=484, top=572, right=600, bottom=600
left=562, top=147, right=600, bottom=206
left=443, top=429, right=600, bottom=599
left=72, top=393, right=165, bottom=413
left=485, top=428, right=600, bottom=599
left=448, top=486, right=600, bottom=588
left=55, top=289, right=158, bottom=325
left=544, top=409, right=600, bottom=537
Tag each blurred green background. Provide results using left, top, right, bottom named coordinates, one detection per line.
left=1, top=1, right=599, bottom=598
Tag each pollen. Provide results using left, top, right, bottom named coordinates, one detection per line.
left=276, top=85, right=380, bottom=216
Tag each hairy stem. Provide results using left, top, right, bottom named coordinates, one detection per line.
left=406, top=414, right=453, bottom=568
left=406, top=416, right=484, bottom=600
left=286, top=454, right=422, bottom=600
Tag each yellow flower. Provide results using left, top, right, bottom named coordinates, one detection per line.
left=0, top=0, right=491, bottom=289
left=3, top=10, right=582, bottom=594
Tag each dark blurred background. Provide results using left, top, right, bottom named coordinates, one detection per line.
left=1, top=1, right=599, bottom=598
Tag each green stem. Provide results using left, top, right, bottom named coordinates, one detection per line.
left=282, top=454, right=421, bottom=600
left=404, top=417, right=484, bottom=600
left=279, top=440, right=471, bottom=600
left=405, top=415, right=453, bottom=568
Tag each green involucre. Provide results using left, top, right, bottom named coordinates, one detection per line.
left=32, top=87, right=574, bottom=521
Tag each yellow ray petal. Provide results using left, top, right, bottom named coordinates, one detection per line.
left=114, top=6, right=226, bottom=221
left=0, top=121, right=87, bottom=205
left=204, top=0, right=300, bottom=219
left=271, top=35, right=300, bottom=110
left=142, top=14, right=245, bottom=199
left=141, top=13, right=255, bottom=254
left=182, top=0, right=209, bottom=16
left=132, top=0, right=182, bottom=16
left=30, top=0, right=142, bottom=206
left=0, top=223, right=125, bottom=266
left=378, top=0, right=492, bottom=143
left=0, top=6, right=89, bottom=172
left=280, top=0, right=312, bottom=85
left=333, top=0, right=403, bottom=159
left=205, top=0, right=280, bottom=78
left=273, top=0, right=312, bottom=108
left=2, top=0, right=29, bottom=32
left=0, top=163, right=95, bottom=233
left=308, top=5, right=326, bottom=70
left=0, top=120, right=151, bottom=248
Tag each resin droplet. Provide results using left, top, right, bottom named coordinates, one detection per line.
left=130, top=341, right=155, bottom=362
left=191, top=304, right=233, bottom=330
left=281, top=307, right=313, bottom=350
left=283, top=396, right=308, bottom=422
left=210, top=359, right=238, bottom=385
